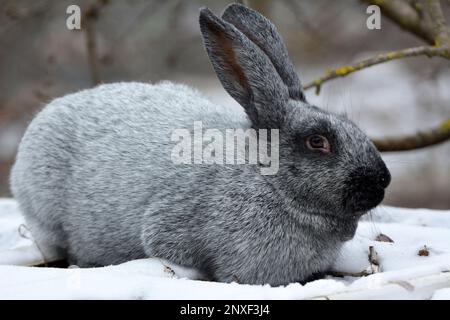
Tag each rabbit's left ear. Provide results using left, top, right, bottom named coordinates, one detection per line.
left=222, top=4, right=305, bottom=102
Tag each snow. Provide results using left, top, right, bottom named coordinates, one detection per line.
left=0, top=198, right=449, bottom=299
left=432, top=288, right=450, bottom=300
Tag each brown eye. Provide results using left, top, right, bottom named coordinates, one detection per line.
left=306, top=135, right=331, bottom=153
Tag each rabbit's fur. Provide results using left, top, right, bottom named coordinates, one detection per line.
left=10, top=4, right=390, bottom=286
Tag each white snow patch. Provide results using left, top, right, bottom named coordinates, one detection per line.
left=1, top=199, right=449, bottom=299
left=432, top=288, right=450, bottom=300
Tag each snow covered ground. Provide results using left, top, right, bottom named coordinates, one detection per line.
left=0, top=198, right=449, bottom=300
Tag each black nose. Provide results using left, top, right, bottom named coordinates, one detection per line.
left=355, top=164, right=391, bottom=190
left=343, top=164, right=391, bottom=212
left=378, top=164, right=391, bottom=189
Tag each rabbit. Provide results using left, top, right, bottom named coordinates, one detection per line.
left=10, top=4, right=390, bottom=286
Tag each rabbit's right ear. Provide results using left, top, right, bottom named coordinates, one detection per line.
left=199, top=8, right=289, bottom=128
left=222, top=4, right=305, bottom=102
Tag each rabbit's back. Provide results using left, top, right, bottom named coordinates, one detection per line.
left=11, top=81, right=248, bottom=265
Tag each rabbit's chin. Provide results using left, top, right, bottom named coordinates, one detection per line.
left=299, top=209, right=362, bottom=242
left=328, top=214, right=361, bottom=241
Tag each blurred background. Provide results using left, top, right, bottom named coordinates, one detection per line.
left=0, top=0, right=449, bottom=208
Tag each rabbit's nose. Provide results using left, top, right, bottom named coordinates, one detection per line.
left=378, top=164, right=391, bottom=189
left=343, top=166, right=390, bottom=213
left=358, top=166, right=390, bottom=191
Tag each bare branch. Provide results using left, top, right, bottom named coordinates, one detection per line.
left=304, top=45, right=449, bottom=94
left=427, top=0, right=450, bottom=46
left=301, top=1, right=450, bottom=152
left=84, top=18, right=100, bottom=86
left=83, top=1, right=109, bottom=86
left=304, top=1, right=450, bottom=94
left=368, top=246, right=381, bottom=273
left=373, top=119, right=450, bottom=152
left=364, top=0, right=436, bottom=44
left=365, top=0, right=450, bottom=46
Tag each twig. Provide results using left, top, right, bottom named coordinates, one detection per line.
left=373, top=119, right=450, bottom=152
left=83, top=1, right=109, bottom=86
left=328, top=247, right=382, bottom=278
left=427, top=0, right=450, bottom=46
left=368, top=246, right=381, bottom=274
left=305, top=0, right=450, bottom=95
left=158, top=258, right=177, bottom=278
left=303, top=45, right=449, bottom=94
left=364, top=0, right=436, bottom=45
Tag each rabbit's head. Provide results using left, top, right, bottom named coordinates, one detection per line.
left=200, top=5, right=390, bottom=224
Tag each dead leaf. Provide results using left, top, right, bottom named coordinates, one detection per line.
left=375, top=233, right=394, bottom=243
left=418, top=245, right=429, bottom=257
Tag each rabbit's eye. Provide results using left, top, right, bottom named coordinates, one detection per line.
left=306, top=135, right=331, bottom=154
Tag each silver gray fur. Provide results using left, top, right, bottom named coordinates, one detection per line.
left=10, top=4, right=390, bottom=286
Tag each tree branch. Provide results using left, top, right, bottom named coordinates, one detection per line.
left=302, top=1, right=450, bottom=152
left=364, top=0, right=436, bottom=45
left=307, top=0, right=450, bottom=93
left=427, top=0, right=450, bottom=46
left=303, top=45, right=449, bottom=94
left=83, top=1, right=109, bottom=86
left=84, top=18, right=100, bottom=86
left=373, top=119, right=450, bottom=152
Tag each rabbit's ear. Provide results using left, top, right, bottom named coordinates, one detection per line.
left=222, top=3, right=305, bottom=102
left=200, top=8, right=289, bottom=128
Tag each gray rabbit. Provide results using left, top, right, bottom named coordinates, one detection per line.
left=10, top=4, right=390, bottom=286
